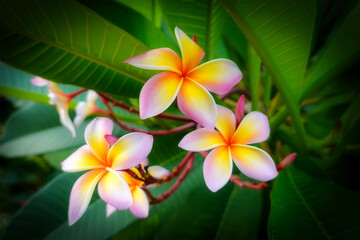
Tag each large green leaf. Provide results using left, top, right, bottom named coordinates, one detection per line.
left=302, top=1, right=360, bottom=99
left=80, top=0, right=174, bottom=50
left=221, top=0, right=316, bottom=150
left=269, top=166, right=360, bottom=239
left=159, top=0, right=228, bottom=59
left=0, top=0, right=152, bottom=97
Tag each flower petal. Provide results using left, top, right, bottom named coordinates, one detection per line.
left=130, top=186, right=149, bottom=218
left=178, top=128, right=225, bottom=151
left=187, top=59, right=242, bottom=95
left=177, top=79, right=217, bottom=129
left=109, top=132, right=153, bottom=170
left=85, top=117, right=113, bottom=163
left=147, top=166, right=169, bottom=179
left=232, top=111, right=270, bottom=144
left=139, top=71, right=182, bottom=119
left=175, top=27, right=204, bottom=73
left=68, top=169, right=106, bottom=226
left=203, top=146, right=232, bottom=192
left=31, top=76, right=49, bottom=86
left=231, top=145, right=278, bottom=181
left=215, top=105, right=236, bottom=142
left=106, top=204, right=117, bottom=218
left=57, top=105, right=76, bottom=138
left=98, top=168, right=132, bottom=210
left=123, top=48, right=182, bottom=74
left=61, top=145, right=105, bottom=172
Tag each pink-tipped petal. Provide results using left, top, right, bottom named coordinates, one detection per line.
left=123, top=48, right=182, bottom=74
left=139, top=71, right=182, bottom=119
left=232, top=111, right=270, bottom=145
left=203, top=146, right=232, bottom=192
left=177, top=79, right=217, bottom=129
left=109, top=132, right=153, bottom=170
left=106, top=204, right=117, bottom=218
left=231, top=145, right=278, bottom=181
left=175, top=27, right=204, bottom=73
left=104, top=134, right=119, bottom=146
left=147, top=166, right=169, bottom=179
left=98, top=168, right=132, bottom=210
left=187, top=59, right=242, bottom=95
left=31, top=76, right=49, bottom=86
left=68, top=169, right=106, bottom=226
left=178, top=128, right=225, bottom=151
left=85, top=117, right=113, bottom=163
left=61, top=145, right=105, bottom=172
left=235, top=95, right=246, bottom=126
left=129, top=187, right=149, bottom=218
left=140, top=158, right=149, bottom=168
left=215, top=105, right=236, bottom=142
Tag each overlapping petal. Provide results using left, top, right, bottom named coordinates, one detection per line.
left=123, top=48, right=182, bottom=74
left=187, top=59, right=242, bottom=95
left=178, top=128, right=225, bottom=151
left=231, top=145, right=278, bottom=181
left=109, top=132, right=153, bottom=170
left=129, top=186, right=149, bottom=218
left=68, top=169, right=106, bottom=226
left=139, top=71, right=182, bottom=119
left=98, top=168, right=132, bottom=210
left=85, top=117, right=113, bottom=162
left=203, top=146, right=232, bottom=192
left=175, top=26, right=204, bottom=74
left=232, top=111, right=270, bottom=145
left=177, top=79, right=216, bottom=129
left=61, top=145, right=105, bottom=172
left=215, top=105, right=236, bottom=142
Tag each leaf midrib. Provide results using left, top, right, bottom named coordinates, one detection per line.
left=287, top=170, right=332, bottom=239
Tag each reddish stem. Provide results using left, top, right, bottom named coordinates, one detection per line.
left=100, top=95, right=196, bottom=135
left=98, top=93, right=191, bottom=122
left=230, top=175, right=268, bottom=190
left=146, top=155, right=195, bottom=204
left=66, top=88, right=87, bottom=99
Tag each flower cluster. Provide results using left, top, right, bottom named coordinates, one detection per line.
left=52, top=27, right=281, bottom=226
left=31, top=77, right=100, bottom=137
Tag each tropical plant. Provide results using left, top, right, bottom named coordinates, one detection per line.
left=0, top=0, right=360, bottom=239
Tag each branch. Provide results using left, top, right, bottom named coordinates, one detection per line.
left=100, top=95, right=196, bottom=135
left=146, top=154, right=195, bottom=204
left=98, top=93, right=192, bottom=122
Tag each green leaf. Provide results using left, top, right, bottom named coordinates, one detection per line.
left=247, top=44, right=261, bottom=111
left=159, top=0, right=228, bottom=59
left=1, top=153, right=204, bottom=240
left=302, top=1, right=360, bottom=99
left=221, top=0, right=316, bottom=151
left=80, top=0, right=174, bottom=49
left=0, top=0, right=151, bottom=97
left=215, top=187, right=265, bottom=240
left=0, top=102, right=131, bottom=157
left=269, top=166, right=360, bottom=239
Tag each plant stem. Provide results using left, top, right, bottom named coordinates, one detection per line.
left=67, top=88, right=87, bottom=99
left=247, top=44, right=261, bottom=111
left=146, top=155, right=195, bottom=204
left=98, top=93, right=191, bottom=122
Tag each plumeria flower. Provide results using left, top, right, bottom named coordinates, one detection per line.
left=123, top=27, right=242, bottom=129
left=61, top=117, right=153, bottom=225
left=179, top=105, right=278, bottom=192
left=106, top=162, right=169, bottom=218
left=31, top=76, right=76, bottom=137
left=74, top=90, right=98, bottom=127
